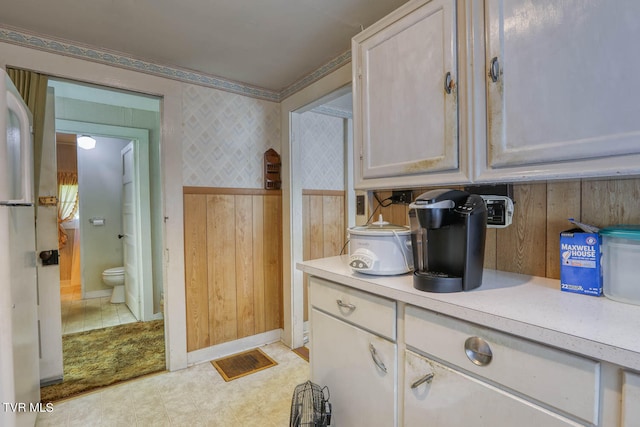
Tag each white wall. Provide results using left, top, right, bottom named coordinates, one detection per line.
left=78, top=136, right=129, bottom=295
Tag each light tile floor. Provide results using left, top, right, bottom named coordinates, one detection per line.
left=35, top=342, right=310, bottom=426
left=61, top=297, right=137, bottom=335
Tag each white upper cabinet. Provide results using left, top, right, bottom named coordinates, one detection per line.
left=352, top=0, right=467, bottom=189
left=476, top=0, right=640, bottom=181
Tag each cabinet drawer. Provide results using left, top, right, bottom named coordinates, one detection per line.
left=404, top=350, right=582, bottom=427
left=309, top=277, right=396, bottom=340
left=405, top=305, right=599, bottom=424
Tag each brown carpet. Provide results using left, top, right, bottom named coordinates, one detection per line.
left=211, top=348, right=277, bottom=381
left=40, top=319, right=166, bottom=403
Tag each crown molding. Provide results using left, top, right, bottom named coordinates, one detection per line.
left=0, top=25, right=351, bottom=102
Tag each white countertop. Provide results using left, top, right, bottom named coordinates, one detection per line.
left=297, top=255, right=640, bottom=371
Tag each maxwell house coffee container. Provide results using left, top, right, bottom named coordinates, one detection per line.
left=560, top=229, right=603, bottom=296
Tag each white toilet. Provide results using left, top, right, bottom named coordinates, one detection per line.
left=102, top=267, right=125, bottom=303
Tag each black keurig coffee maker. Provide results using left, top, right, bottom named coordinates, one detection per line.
left=409, top=189, right=487, bottom=292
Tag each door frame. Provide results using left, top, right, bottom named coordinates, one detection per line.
left=280, top=63, right=353, bottom=349
left=120, top=140, right=156, bottom=321
left=0, top=44, right=187, bottom=371
left=38, top=86, right=63, bottom=385
left=56, top=120, right=156, bottom=322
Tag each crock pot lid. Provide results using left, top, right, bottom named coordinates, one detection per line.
left=349, top=214, right=410, bottom=234
left=600, top=225, right=640, bottom=241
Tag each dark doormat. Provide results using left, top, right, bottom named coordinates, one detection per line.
left=211, top=348, right=277, bottom=382
left=292, top=346, right=309, bottom=362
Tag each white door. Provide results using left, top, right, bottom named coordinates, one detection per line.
left=1, top=75, right=40, bottom=427
left=37, top=86, right=63, bottom=384
left=485, top=0, right=640, bottom=169
left=121, top=141, right=152, bottom=321
left=404, top=350, right=581, bottom=427
left=310, top=308, right=396, bottom=426
left=622, top=371, right=640, bottom=427
left=354, top=0, right=459, bottom=187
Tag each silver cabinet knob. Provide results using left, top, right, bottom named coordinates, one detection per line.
left=464, top=336, right=493, bottom=366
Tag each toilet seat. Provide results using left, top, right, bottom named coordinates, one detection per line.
left=103, top=267, right=124, bottom=276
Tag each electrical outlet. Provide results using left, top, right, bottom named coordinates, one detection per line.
left=481, top=195, right=514, bottom=228
left=391, top=190, right=413, bottom=204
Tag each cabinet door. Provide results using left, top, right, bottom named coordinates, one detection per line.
left=310, top=308, right=396, bottom=427
left=483, top=0, right=640, bottom=180
left=622, top=371, right=640, bottom=427
left=353, top=0, right=461, bottom=189
left=404, top=350, right=583, bottom=427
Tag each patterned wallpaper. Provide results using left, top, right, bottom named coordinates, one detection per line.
left=182, top=84, right=281, bottom=188
left=300, top=111, right=345, bottom=191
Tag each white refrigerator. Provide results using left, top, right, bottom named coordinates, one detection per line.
left=0, top=69, right=41, bottom=427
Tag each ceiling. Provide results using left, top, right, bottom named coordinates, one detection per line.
left=1, top=0, right=407, bottom=92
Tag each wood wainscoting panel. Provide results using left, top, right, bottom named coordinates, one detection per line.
left=546, top=181, right=581, bottom=279
left=302, top=190, right=346, bottom=322
left=496, top=183, right=547, bottom=276
left=483, top=229, right=497, bottom=270
left=370, top=178, right=640, bottom=283
left=235, top=195, right=255, bottom=339
left=581, top=178, right=640, bottom=227
left=184, top=194, right=210, bottom=352
left=263, top=194, right=283, bottom=331
left=322, top=195, right=345, bottom=257
left=207, top=194, right=238, bottom=345
left=252, top=196, right=266, bottom=335
left=183, top=188, right=283, bottom=351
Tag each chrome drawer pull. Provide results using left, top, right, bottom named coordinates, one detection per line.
left=336, top=299, right=356, bottom=311
left=411, top=372, right=435, bottom=389
left=465, top=336, right=493, bottom=366
left=369, top=343, right=387, bottom=373
left=489, top=56, right=500, bottom=82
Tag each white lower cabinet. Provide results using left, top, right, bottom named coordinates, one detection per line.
left=404, top=350, right=581, bottom=427
left=621, top=371, right=640, bottom=426
left=310, top=308, right=396, bottom=427
left=307, top=276, right=619, bottom=426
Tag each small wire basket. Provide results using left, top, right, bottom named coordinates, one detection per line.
left=289, top=381, right=331, bottom=427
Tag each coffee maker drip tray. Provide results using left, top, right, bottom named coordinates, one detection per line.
left=413, top=270, right=463, bottom=293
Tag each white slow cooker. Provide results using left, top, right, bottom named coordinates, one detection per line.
left=348, top=215, right=413, bottom=275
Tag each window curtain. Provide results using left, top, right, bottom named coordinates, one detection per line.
left=6, top=67, right=49, bottom=215
left=57, top=171, right=79, bottom=248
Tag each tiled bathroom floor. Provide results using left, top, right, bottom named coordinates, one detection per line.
left=35, top=342, right=310, bottom=426
left=61, top=297, right=137, bottom=335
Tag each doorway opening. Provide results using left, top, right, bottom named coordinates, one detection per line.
left=288, top=84, right=355, bottom=347
left=44, top=77, right=166, bottom=394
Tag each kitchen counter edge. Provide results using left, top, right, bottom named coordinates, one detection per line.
left=297, top=255, right=640, bottom=372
